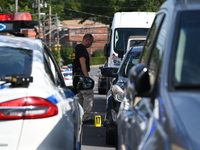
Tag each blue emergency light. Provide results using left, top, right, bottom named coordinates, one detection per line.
left=0, top=21, right=38, bottom=33
left=0, top=23, right=6, bottom=31
left=0, top=21, right=20, bottom=32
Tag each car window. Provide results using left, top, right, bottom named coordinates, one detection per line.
left=174, top=10, right=200, bottom=86
left=43, top=46, right=62, bottom=86
left=121, top=51, right=141, bottom=77
left=0, top=47, right=32, bottom=77
left=148, top=13, right=167, bottom=87
left=140, top=13, right=165, bottom=65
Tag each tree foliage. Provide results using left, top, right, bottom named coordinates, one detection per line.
left=60, top=44, right=73, bottom=65
left=0, top=0, right=165, bottom=25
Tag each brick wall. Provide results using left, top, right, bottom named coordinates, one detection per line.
left=21, top=20, right=109, bottom=55
left=67, top=27, right=109, bottom=54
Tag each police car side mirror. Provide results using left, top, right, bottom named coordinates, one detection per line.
left=73, top=75, right=94, bottom=90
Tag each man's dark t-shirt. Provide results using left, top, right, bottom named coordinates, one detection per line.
left=71, top=44, right=90, bottom=75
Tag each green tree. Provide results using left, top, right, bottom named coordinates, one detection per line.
left=61, top=0, right=166, bottom=25
left=0, top=0, right=165, bottom=25
left=52, top=49, right=60, bottom=64
left=60, top=44, right=73, bottom=65
left=92, top=50, right=104, bottom=57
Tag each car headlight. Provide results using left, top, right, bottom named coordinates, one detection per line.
left=112, top=85, right=124, bottom=102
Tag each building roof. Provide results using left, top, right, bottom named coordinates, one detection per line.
left=61, top=19, right=108, bottom=29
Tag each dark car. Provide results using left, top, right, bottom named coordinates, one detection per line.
left=117, top=0, right=200, bottom=150
left=98, top=61, right=108, bottom=94
left=101, top=46, right=143, bottom=145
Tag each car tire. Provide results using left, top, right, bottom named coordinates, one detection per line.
left=106, top=125, right=115, bottom=145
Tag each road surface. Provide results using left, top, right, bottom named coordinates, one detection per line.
left=81, top=65, right=115, bottom=150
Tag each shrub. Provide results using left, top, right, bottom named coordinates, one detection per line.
left=90, top=56, right=106, bottom=65
left=60, top=44, right=73, bottom=65
left=92, top=50, right=104, bottom=57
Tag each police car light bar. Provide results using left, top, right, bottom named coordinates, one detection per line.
left=0, top=20, right=38, bottom=33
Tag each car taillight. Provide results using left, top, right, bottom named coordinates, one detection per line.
left=0, top=97, right=58, bottom=120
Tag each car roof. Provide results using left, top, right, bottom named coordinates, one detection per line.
left=129, top=46, right=143, bottom=53
left=0, top=35, right=43, bottom=50
left=62, top=69, right=73, bottom=72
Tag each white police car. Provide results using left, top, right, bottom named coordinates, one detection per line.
left=0, top=21, right=94, bottom=150
left=62, top=69, right=73, bottom=87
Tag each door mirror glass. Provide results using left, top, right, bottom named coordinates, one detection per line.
left=73, top=75, right=94, bottom=90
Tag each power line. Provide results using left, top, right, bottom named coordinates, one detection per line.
left=65, top=8, right=112, bottom=19
left=66, top=1, right=143, bottom=9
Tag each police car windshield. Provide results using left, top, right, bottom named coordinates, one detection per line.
left=0, top=47, right=32, bottom=77
left=174, top=10, right=200, bottom=87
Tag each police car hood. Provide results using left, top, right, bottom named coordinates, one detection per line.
left=169, top=91, right=200, bottom=149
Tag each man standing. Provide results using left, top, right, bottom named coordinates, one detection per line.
left=71, top=33, right=94, bottom=124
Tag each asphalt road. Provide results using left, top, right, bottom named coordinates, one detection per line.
left=81, top=66, right=115, bottom=150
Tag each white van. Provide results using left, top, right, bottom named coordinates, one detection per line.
left=104, top=12, right=155, bottom=68
left=103, top=12, right=155, bottom=91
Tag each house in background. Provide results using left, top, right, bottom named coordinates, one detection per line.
left=60, top=19, right=109, bottom=55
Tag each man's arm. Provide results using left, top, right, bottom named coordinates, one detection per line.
left=79, top=57, right=89, bottom=76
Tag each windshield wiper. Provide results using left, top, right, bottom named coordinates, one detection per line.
left=0, top=75, right=33, bottom=87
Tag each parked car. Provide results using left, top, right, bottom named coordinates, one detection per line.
left=62, top=69, right=73, bottom=87
left=117, top=0, right=200, bottom=150
left=67, top=63, right=73, bottom=69
left=61, top=65, right=68, bottom=71
left=101, top=46, right=143, bottom=145
left=98, top=61, right=108, bottom=94
left=126, top=36, right=146, bottom=52
left=0, top=27, right=94, bottom=150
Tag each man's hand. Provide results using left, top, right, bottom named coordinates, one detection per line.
left=79, top=57, right=89, bottom=76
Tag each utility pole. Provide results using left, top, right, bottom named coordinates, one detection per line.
left=49, top=6, right=52, bottom=50
left=15, top=0, right=18, bottom=12
left=56, top=13, right=60, bottom=45
left=38, top=0, right=41, bottom=38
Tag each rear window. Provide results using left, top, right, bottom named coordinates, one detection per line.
left=0, top=47, right=32, bottom=77
left=174, top=10, right=200, bottom=87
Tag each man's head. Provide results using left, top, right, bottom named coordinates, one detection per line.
left=82, top=34, right=94, bottom=48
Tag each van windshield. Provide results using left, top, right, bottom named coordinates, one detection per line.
left=114, top=28, right=149, bottom=53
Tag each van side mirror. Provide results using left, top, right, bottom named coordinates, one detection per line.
left=128, top=64, right=150, bottom=95
left=104, top=43, right=110, bottom=57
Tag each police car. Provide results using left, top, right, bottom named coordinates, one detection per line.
left=62, top=69, right=73, bottom=87
left=0, top=19, right=94, bottom=150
